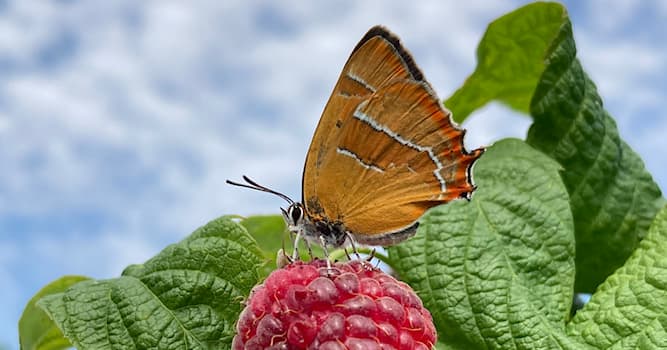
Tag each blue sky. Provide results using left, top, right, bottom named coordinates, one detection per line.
left=1, top=1, right=665, bottom=348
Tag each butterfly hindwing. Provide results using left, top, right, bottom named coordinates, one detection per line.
left=302, top=26, right=483, bottom=245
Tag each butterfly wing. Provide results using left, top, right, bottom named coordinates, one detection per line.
left=303, top=26, right=483, bottom=246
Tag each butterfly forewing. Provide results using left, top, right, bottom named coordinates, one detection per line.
left=302, top=26, right=483, bottom=246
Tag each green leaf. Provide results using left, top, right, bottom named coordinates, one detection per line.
left=19, top=275, right=89, bottom=350
left=526, top=14, right=665, bottom=292
left=36, top=216, right=263, bottom=350
left=445, top=0, right=664, bottom=293
left=240, top=215, right=286, bottom=252
left=241, top=215, right=287, bottom=276
left=388, top=139, right=578, bottom=349
left=567, top=205, right=667, bottom=348
left=445, top=2, right=565, bottom=122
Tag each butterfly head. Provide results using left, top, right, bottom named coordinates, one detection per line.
left=281, top=202, right=306, bottom=232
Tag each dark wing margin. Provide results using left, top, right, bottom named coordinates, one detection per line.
left=352, top=25, right=425, bottom=82
left=353, top=221, right=420, bottom=246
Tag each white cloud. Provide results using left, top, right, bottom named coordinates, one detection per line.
left=0, top=243, right=20, bottom=349
left=584, top=0, right=640, bottom=34
left=578, top=38, right=665, bottom=100
left=463, top=103, right=532, bottom=149
left=28, top=230, right=160, bottom=278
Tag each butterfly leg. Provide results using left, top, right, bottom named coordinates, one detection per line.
left=345, top=232, right=362, bottom=260
left=303, top=239, right=315, bottom=260
left=343, top=247, right=352, bottom=261
left=291, top=231, right=302, bottom=261
left=318, top=235, right=333, bottom=272
left=366, top=248, right=376, bottom=262
left=280, top=236, right=295, bottom=266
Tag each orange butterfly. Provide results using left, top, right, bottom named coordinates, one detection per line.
left=229, top=26, right=484, bottom=258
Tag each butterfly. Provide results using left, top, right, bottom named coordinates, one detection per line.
left=228, top=25, right=484, bottom=258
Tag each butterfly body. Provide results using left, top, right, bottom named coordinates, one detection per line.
left=284, top=203, right=349, bottom=247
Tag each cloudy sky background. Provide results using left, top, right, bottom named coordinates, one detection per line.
left=1, top=1, right=665, bottom=347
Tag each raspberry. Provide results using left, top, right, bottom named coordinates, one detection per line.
left=233, top=259, right=437, bottom=349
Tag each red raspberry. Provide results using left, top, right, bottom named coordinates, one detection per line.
left=233, top=259, right=437, bottom=349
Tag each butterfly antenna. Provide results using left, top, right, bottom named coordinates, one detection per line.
left=226, top=175, right=295, bottom=205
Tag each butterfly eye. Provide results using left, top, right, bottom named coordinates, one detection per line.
left=290, top=205, right=303, bottom=224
